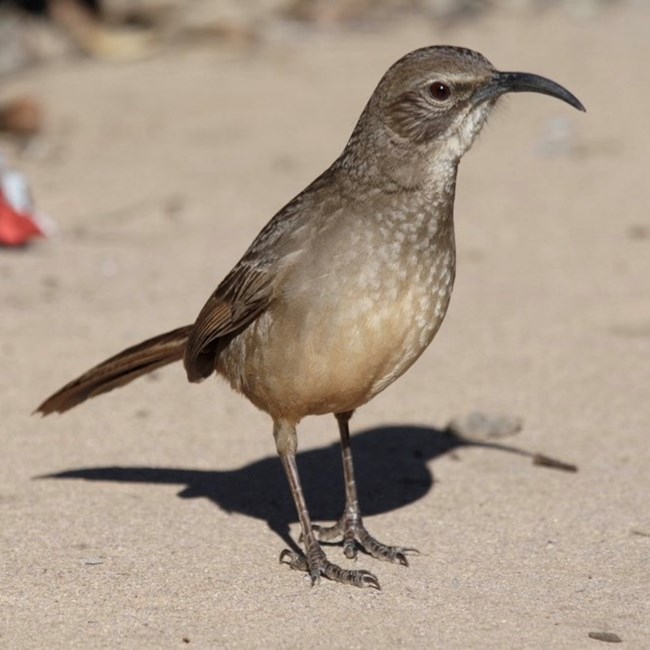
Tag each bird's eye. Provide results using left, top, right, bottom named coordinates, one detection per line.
left=429, top=82, right=451, bottom=101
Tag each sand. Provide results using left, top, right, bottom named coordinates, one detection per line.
left=1, top=3, right=649, bottom=648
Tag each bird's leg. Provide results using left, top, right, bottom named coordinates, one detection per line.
left=274, top=420, right=380, bottom=589
left=313, top=412, right=418, bottom=566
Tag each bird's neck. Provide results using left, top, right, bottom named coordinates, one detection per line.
left=338, top=136, right=459, bottom=221
left=338, top=109, right=459, bottom=206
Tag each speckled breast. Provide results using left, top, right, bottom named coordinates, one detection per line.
left=218, top=211, right=457, bottom=420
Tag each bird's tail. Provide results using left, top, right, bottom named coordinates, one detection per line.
left=36, top=325, right=192, bottom=415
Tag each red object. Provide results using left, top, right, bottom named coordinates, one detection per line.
left=0, top=188, right=43, bottom=246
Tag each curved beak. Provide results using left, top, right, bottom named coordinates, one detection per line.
left=473, top=71, right=586, bottom=112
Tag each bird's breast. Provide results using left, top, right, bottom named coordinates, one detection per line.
left=218, top=210, right=456, bottom=421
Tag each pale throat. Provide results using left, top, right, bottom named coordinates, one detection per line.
left=443, top=102, right=494, bottom=160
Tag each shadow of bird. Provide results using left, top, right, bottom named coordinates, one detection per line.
left=40, top=424, right=562, bottom=552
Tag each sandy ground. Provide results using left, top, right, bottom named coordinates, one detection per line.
left=1, top=3, right=649, bottom=648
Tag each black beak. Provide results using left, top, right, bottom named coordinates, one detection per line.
left=473, top=71, right=586, bottom=112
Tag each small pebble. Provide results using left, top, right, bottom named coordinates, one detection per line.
left=0, top=96, right=43, bottom=136
left=588, top=631, right=622, bottom=643
left=448, top=411, right=523, bottom=439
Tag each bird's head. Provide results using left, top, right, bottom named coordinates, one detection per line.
left=364, top=46, right=585, bottom=165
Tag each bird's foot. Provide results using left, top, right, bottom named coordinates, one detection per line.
left=279, top=548, right=380, bottom=589
left=312, top=515, right=418, bottom=566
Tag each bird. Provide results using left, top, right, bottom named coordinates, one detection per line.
left=36, top=45, right=585, bottom=590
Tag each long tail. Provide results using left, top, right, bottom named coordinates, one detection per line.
left=36, top=325, right=192, bottom=415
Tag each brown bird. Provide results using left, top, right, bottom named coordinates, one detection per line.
left=37, top=46, right=585, bottom=589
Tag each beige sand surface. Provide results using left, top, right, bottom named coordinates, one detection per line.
left=1, top=4, right=649, bottom=648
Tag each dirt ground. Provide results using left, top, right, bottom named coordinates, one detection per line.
left=1, top=2, right=649, bottom=648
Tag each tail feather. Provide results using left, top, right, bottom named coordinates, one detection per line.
left=36, top=325, right=192, bottom=415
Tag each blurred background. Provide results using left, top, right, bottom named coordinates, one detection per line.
left=0, top=0, right=641, bottom=240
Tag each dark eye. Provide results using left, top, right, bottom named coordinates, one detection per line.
left=429, top=81, right=451, bottom=101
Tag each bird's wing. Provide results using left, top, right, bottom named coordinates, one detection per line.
left=184, top=262, right=276, bottom=382
left=183, top=167, right=336, bottom=382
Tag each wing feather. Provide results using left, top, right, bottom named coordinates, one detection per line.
left=184, top=264, right=274, bottom=382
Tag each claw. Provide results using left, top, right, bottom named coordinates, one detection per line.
left=282, top=516, right=417, bottom=588
left=361, top=572, right=381, bottom=591
left=391, top=546, right=419, bottom=566
left=280, top=545, right=382, bottom=589
left=279, top=549, right=308, bottom=572
left=353, top=527, right=418, bottom=566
